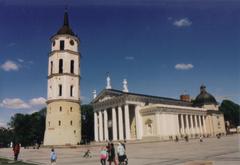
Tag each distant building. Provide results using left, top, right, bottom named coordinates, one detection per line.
left=44, top=10, right=81, bottom=145
left=92, top=78, right=226, bottom=141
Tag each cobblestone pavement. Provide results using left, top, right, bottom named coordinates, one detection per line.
left=0, top=135, right=239, bottom=165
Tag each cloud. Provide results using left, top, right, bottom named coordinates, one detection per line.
left=0, top=121, right=7, bottom=128
left=173, top=18, right=192, bottom=27
left=1, top=60, right=19, bottom=71
left=0, top=98, right=31, bottom=109
left=125, top=56, right=135, bottom=60
left=17, top=59, right=24, bottom=63
left=175, top=63, right=194, bottom=70
left=29, top=97, right=46, bottom=106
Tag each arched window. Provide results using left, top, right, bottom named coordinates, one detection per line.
left=59, top=59, right=63, bottom=73
left=70, top=120, right=73, bottom=126
left=70, top=85, right=74, bottom=97
left=60, top=106, right=62, bottom=112
left=59, top=121, right=61, bottom=126
left=70, top=107, right=73, bottom=112
left=50, top=61, right=53, bottom=74
left=59, top=84, right=62, bottom=96
left=60, top=40, right=64, bottom=50
left=70, top=60, right=74, bottom=74
left=48, top=121, right=50, bottom=127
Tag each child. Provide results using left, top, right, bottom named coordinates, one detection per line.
left=50, top=148, right=57, bottom=165
left=100, top=146, right=108, bottom=165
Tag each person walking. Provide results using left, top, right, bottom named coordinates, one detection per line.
left=100, top=146, right=108, bottom=165
left=117, top=142, right=126, bottom=165
left=13, top=143, right=20, bottom=161
left=108, top=143, right=117, bottom=165
left=50, top=148, right=57, bottom=165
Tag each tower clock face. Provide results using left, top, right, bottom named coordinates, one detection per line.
left=70, top=40, right=74, bottom=46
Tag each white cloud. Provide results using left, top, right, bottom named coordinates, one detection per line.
left=29, top=97, right=46, bottom=106
left=17, top=58, right=24, bottom=63
left=1, top=60, right=19, bottom=71
left=175, top=63, right=194, bottom=70
left=125, top=56, right=135, bottom=60
left=173, top=18, right=192, bottom=27
left=0, top=98, right=31, bottom=109
left=0, top=121, right=7, bottom=128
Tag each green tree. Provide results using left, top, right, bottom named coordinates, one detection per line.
left=8, top=108, right=46, bottom=147
left=219, top=100, right=240, bottom=127
left=0, top=127, right=13, bottom=147
left=81, top=104, right=94, bottom=142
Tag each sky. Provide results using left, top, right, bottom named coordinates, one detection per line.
left=0, top=0, right=239, bottom=127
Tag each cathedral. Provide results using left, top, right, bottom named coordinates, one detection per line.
left=43, top=11, right=226, bottom=145
left=92, top=76, right=226, bottom=142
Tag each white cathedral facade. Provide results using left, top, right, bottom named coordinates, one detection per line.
left=92, top=77, right=226, bottom=142
left=44, top=11, right=81, bottom=145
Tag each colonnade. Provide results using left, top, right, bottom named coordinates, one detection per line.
left=178, top=114, right=207, bottom=136
left=94, top=104, right=138, bottom=142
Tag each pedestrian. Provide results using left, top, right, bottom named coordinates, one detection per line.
left=50, top=148, right=57, bottom=165
left=108, top=143, right=117, bottom=165
left=117, top=142, right=126, bottom=165
left=13, top=143, right=20, bottom=161
left=199, top=135, right=203, bottom=142
left=100, top=146, right=108, bottom=165
left=175, top=136, right=179, bottom=142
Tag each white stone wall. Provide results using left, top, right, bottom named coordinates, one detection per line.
left=48, top=76, right=80, bottom=100
left=51, top=35, right=79, bottom=52
left=48, top=52, right=80, bottom=76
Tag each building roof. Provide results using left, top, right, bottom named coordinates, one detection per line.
left=56, top=10, right=75, bottom=36
left=194, top=85, right=217, bottom=106
left=92, top=88, right=192, bottom=107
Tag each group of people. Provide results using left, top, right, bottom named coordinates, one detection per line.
left=100, top=142, right=128, bottom=165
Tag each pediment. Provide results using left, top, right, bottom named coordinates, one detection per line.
left=91, top=89, right=123, bottom=104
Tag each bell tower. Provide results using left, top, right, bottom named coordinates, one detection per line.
left=44, top=10, right=81, bottom=145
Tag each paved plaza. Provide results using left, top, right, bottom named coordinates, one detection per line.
left=0, top=135, right=239, bottom=165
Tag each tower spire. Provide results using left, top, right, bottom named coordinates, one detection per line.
left=63, top=8, right=69, bottom=26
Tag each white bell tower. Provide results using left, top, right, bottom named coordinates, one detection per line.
left=44, top=10, right=81, bottom=145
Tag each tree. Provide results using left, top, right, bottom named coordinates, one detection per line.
left=81, top=104, right=94, bottom=142
left=8, top=108, right=46, bottom=147
left=0, top=127, right=13, bottom=147
left=219, top=100, right=240, bottom=128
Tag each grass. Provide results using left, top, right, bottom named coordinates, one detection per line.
left=0, top=158, right=37, bottom=165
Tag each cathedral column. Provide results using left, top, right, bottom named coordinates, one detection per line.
left=99, top=111, right=103, bottom=141
left=180, top=114, right=185, bottom=135
left=94, top=112, right=98, bottom=141
left=135, top=105, right=143, bottom=140
left=203, top=116, right=207, bottom=135
left=112, top=107, right=117, bottom=141
left=194, top=115, right=199, bottom=135
left=190, top=115, right=195, bottom=135
left=104, top=109, right=109, bottom=141
left=118, top=106, right=124, bottom=140
left=198, top=115, right=203, bottom=135
left=185, top=115, right=190, bottom=135
left=124, top=104, right=131, bottom=140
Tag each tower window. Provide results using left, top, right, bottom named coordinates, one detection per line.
left=59, top=121, right=61, bottom=126
left=70, top=107, right=73, bottom=112
left=59, top=84, right=62, bottom=96
left=59, top=59, right=63, bottom=73
left=48, top=121, right=50, bottom=127
left=70, top=120, right=73, bottom=126
left=60, top=40, right=64, bottom=50
left=74, top=130, right=76, bottom=134
left=60, top=106, right=62, bottom=112
left=70, top=85, right=74, bottom=97
left=50, top=61, right=53, bottom=74
left=52, top=41, right=55, bottom=47
left=70, top=60, right=74, bottom=74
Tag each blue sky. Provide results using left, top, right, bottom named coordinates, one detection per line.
left=0, top=0, right=239, bottom=127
